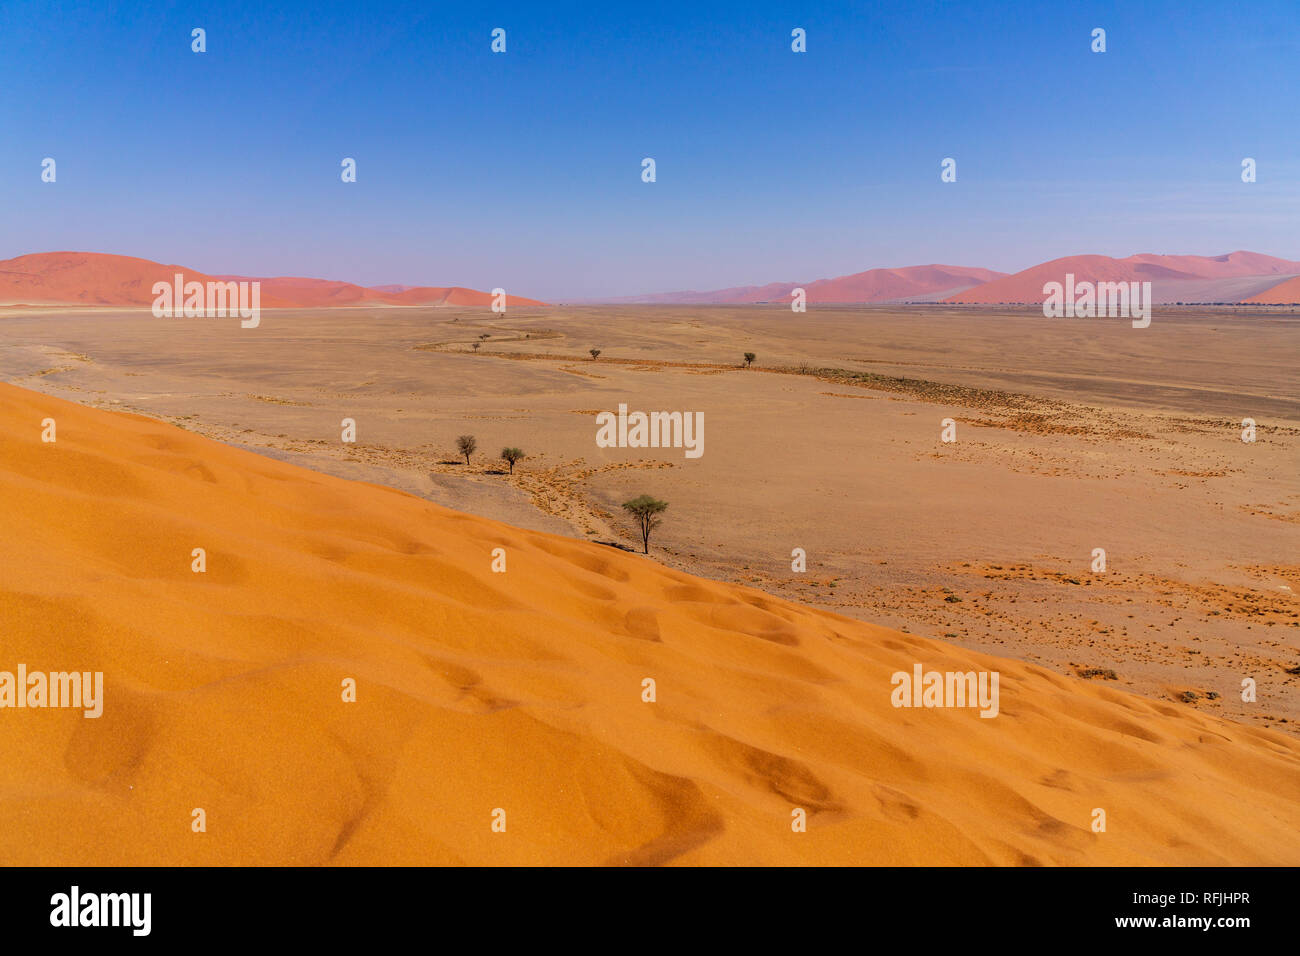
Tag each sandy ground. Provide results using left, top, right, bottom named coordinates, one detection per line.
left=2, top=380, right=1299, bottom=865
left=2, top=304, right=1297, bottom=741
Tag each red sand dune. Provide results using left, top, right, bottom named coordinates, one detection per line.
left=0, top=252, right=546, bottom=308
left=946, top=252, right=1300, bottom=304
left=1246, top=275, right=1300, bottom=304
left=607, top=265, right=1007, bottom=305
left=805, top=264, right=1007, bottom=303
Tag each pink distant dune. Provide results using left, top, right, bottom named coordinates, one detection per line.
left=0, top=252, right=546, bottom=308
left=1245, top=275, right=1300, bottom=304
left=606, top=264, right=1007, bottom=304
left=945, top=252, right=1300, bottom=304
left=4, top=249, right=1298, bottom=309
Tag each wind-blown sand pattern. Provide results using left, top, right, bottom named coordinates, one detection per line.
left=3, top=381, right=1299, bottom=865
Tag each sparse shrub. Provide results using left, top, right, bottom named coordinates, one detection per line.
left=501, top=447, right=524, bottom=474
left=621, top=494, right=668, bottom=554
left=456, top=434, right=477, bottom=465
left=1076, top=667, right=1118, bottom=680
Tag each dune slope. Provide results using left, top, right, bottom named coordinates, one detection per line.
left=1, top=382, right=1298, bottom=865
left=1247, top=275, right=1300, bottom=304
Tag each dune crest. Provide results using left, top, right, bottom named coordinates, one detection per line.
left=1, top=381, right=1297, bottom=865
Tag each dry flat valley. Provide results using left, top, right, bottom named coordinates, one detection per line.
left=3, top=303, right=1296, bottom=734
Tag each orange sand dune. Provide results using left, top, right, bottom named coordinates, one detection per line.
left=0, top=252, right=299, bottom=307
left=1, top=382, right=1298, bottom=865
left=0, top=252, right=546, bottom=308
left=947, top=251, right=1300, bottom=303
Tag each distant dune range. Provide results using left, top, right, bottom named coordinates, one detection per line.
left=5, top=250, right=1300, bottom=308
left=0, top=252, right=546, bottom=308
left=944, top=252, right=1300, bottom=305
left=591, top=251, right=1300, bottom=305
left=2, top=381, right=1299, bottom=865
left=598, top=265, right=1009, bottom=305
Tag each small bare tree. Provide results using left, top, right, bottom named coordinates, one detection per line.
left=743, top=352, right=756, bottom=367
left=622, top=495, right=668, bottom=554
left=589, top=348, right=601, bottom=360
left=471, top=342, right=480, bottom=351
left=456, top=434, right=477, bottom=465
left=501, top=447, right=524, bottom=474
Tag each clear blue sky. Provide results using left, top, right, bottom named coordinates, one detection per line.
left=2, top=0, right=1296, bottom=300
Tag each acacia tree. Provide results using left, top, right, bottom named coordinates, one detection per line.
left=621, top=495, right=668, bottom=554
left=501, top=447, right=524, bottom=474
left=589, top=348, right=601, bottom=360
left=456, top=434, right=477, bottom=465
left=743, top=352, right=756, bottom=367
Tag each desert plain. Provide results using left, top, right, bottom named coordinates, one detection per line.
left=1, top=302, right=1298, bottom=864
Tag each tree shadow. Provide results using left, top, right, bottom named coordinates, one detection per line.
left=596, top=540, right=638, bottom=553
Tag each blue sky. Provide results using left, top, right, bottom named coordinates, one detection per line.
left=1, top=0, right=1296, bottom=299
